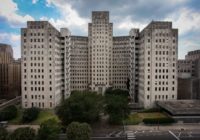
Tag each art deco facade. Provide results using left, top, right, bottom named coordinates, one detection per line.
left=21, top=11, right=178, bottom=108
left=138, top=22, right=178, bottom=108
left=21, top=22, right=63, bottom=108
left=0, top=43, right=21, bottom=99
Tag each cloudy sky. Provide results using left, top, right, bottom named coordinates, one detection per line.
left=0, top=0, right=200, bottom=59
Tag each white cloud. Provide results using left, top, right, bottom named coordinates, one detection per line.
left=165, top=8, right=200, bottom=35
left=113, top=16, right=146, bottom=35
left=44, top=0, right=89, bottom=34
left=163, top=7, right=200, bottom=58
left=0, top=0, right=34, bottom=27
left=116, top=16, right=146, bottom=30
left=32, top=0, right=38, bottom=4
left=179, top=37, right=200, bottom=59
left=0, top=33, right=21, bottom=58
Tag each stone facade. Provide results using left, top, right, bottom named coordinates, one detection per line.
left=22, top=11, right=178, bottom=109
left=138, top=21, right=178, bottom=108
left=21, top=21, right=63, bottom=108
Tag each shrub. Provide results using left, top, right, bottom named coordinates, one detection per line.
left=8, top=127, right=36, bottom=140
left=143, top=117, right=175, bottom=124
left=56, top=91, right=103, bottom=125
left=140, top=108, right=162, bottom=113
left=22, top=107, right=40, bottom=123
left=0, top=127, right=8, bottom=140
left=67, top=122, right=91, bottom=140
left=0, top=105, right=17, bottom=121
left=105, top=94, right=130, bottom=124
left=37, top=119, right=61, bottom=140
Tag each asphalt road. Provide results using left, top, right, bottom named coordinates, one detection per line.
left=127, top=130, right=176, bottom=140
left=125, top=130, right=200, bottom=140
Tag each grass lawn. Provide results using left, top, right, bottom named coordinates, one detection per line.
left=9, top=107, right=60, bottom=125
left=124, top=113, right=142, bottom=125
left=138, top=112, right=167, bottom=119
left=32, top=110, right=60, bottom=124
left=125, top=112, right=168, bottom=125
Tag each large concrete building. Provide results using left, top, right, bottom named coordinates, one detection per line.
left=0, top=43, right=21, bottom=99
left=21, top=21, right=64, bottom=108
left=138, top=21, right=178, bottom=108
left=21, top=11, right=178, bottom=108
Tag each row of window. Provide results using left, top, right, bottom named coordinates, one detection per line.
left=24, top=102, right=53, bottom=108
left=146, top=94, right=175, bottom=100
left=147, top=87, right=175, bottom=91
left=24, top=94, right=52, bottom=99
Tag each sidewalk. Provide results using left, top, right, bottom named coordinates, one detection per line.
left=6, top=125, right=40, bottom=132
left=125, top=123, right=200, bottom=131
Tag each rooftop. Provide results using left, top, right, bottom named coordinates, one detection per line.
left=157, top=100, right=200, bottom=116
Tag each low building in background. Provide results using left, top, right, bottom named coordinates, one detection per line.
left=0, top=43, right=21, bottom=99
left=157, top=100, right=200, bottom=123
left=178, top=50, right=200, bottom=100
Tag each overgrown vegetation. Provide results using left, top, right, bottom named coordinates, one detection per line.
left=0, top=127, right=8, bottom=140
left=37, top=119, right=61, bottom=140
left=125, top=112, right=174, bottom=125
left=143, top=117, right=175, bottom=124
left=67, top=122, right=92, bottom=140
left=140, top=108, right=162, bottom=113
left=105, top=89, right=130, bottom=124
left=22, top=107, right=40, bottom=123
left=0, top=105, right=17, bottom=121
left=56, top=91, right=103, bottom=125
left=8, top=127, right=36, bottom=140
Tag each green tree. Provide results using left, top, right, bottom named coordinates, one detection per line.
left=105, top=89, right=129, bottom=98
left=56, top=91, right=103, bottom=125
left=22, top=107, right=40, bottom=123
left=0, top=105, right=17, bottom=121
left=8, top=127, right=36, bottom=140
left=37, top=119, right=61, bottom=140
left=105, top=90, right=130, bottom=124
left=0, top=127, right=8, bottom=140
left=67, top=122, right=91, bottom=140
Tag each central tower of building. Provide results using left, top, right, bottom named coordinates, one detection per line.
left=88, top=11, right=113, bottom=93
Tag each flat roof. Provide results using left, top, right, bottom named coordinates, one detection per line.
left=156, top=100, right=200, bottom=116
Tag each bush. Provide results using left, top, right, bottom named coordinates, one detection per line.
left=22, top=107, right=40, bottom=123
left=67, top=122, right=91, bottom=140
left=37, top=119, right=61, bottom=140
left=56, top=91, right=103, bottom=125
left=8, top=127, right=36, bottom=140
left=0, top=105, right=17, bottom=121
left=105, top=88, right=129, bottom=98
left=140, top=108, right=162, bottom=113
left=143, top=117, right=175, bottom=124
left=105, top=89, right=130, bottom=124
left=0, top=127, right=8, bottom=140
